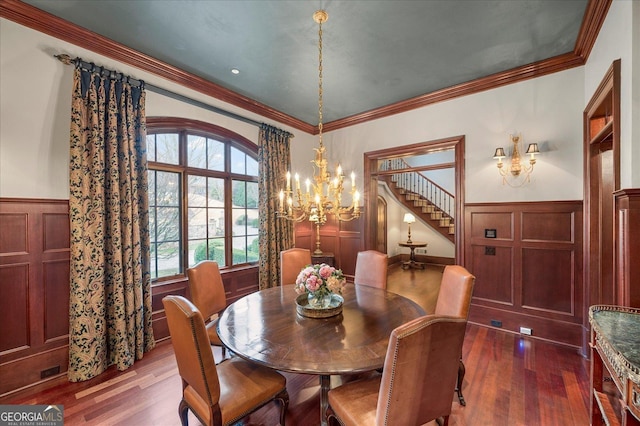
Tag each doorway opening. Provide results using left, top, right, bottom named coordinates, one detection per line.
left=363, top=135, right=465, bottom=263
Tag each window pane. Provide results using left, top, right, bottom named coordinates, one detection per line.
left=188, top=207, right=206, bottom=239
left=246, top=156, right=258, bottom=177
left=189, top=238, right=225, bottom=267
left=231, top=146, right=246, bottom=174
left=148, top=171, right=156, bottom=208
left=208, top=208, right=225, bottom=237
left=149, top=169, right=182, bottom=279
left=208, top=177, right=224, bottom=205
left=156, top=172, right=180, bottom=206
left=247, top=235, right=259, bottom=262
left=232, top=180, right=246, bottom=207
left=155, top=133, right=179, bottom=164
left=209, top=238, right=226, bottom=267
left=246, top=181, right=258, bottom=208
left=187, top=134, right=207, bottom=169
left=208, top=138, right=224, bottom=171
left=147, top=135, right=156, bottom=162
left=157, top=207, right=180, bottom=241
left=232, top=236, right=247, bottom=265
left=157, top=241, right=180, bottom=277
left=246, top=208, right=259, bottom=234
left=150, top=243, right=158, bottom=279
left=188, top=175, right=206, bottom=207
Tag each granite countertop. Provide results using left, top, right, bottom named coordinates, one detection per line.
left=590, top=305, right=640, bottom=381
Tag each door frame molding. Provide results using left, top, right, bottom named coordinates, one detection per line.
left=363, top=135, right=465, bottom=263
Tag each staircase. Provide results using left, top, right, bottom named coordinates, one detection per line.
left=381, top=159, right=455, bottom=243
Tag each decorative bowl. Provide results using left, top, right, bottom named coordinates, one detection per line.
left=295, top=293, right=344, bottom=318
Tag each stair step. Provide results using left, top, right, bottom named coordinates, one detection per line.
left=439, top=218, right=451, bottom=227
left=431, top=212, right=443, bottom=220
left=449, top=224, right=455, bottom=234
left=422, top=205, right=435, bottom=213
left=413, top=200, right=428, bottom=207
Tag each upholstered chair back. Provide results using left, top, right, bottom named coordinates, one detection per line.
left=163, top=295, right=221, bottom=409
left=280, top=248, right=312, bottom=286
left=376, top=315, right=467, bottom=425
left=354, top=250, right=388, bottom=289
left=434, top=265, right=475, bottom=319
left=188, top=260, right=227, bottom=319
left=163, top=295, right=289, bottom=425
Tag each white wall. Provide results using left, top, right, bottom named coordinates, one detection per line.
left=584, top=0, right=638, bottom=189
left=305, top=68, right=586, bottom=205
left=379, top=182, right=455, bottom=258
left=0, top=18, right=309, bottom=199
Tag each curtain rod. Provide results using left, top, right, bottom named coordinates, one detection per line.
left=55, top=54, right=263, bottom=128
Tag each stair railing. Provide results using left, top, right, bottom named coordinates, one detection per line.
left=381, top=158, right=455, bottom=220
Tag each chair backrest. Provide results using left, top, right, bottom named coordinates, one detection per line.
left=187, top=260, right=227, bottom=319
left=162, top=295, right=221, bottom=407
left=434, top=265, right=475, bottom=319
left=280, top=248, right=312, bottom=286
left=354, top=250, right=388, bottom=289
left=376, top=315, right=467, bottom=425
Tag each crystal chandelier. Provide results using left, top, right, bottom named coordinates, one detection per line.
left=493, top=133, right=539, bottom=187
left=277, top=10, right=360, bottom=255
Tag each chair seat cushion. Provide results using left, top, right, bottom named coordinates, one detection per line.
left=217, top=357, right=287, bottom=424
left=328, top=375, right=381, bottom=426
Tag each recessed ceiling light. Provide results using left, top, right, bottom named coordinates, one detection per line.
left=231, top=68, right=240, bottom=75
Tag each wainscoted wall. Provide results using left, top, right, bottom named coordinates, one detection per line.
left=464, top=201, right=584, bottom=350
left=0, top=198, right=259, bottom=397
left=0, top=198, right=70, bottom=396
left=293, top=213, right=365, bottom=278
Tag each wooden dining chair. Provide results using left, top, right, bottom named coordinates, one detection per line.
left=326, top=315, right=467, bottom=426
left=280, top=248, right=312, bottom=286
left=434, top=264, right=475, bottom=406
left=354, top=250, right=388, bottom=289
left=163, top=295, right=289, bottom=426
left=187, top=260, right=227, bottom=360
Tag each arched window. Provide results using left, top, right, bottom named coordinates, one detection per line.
left=146, top=118, right=258, bottom=281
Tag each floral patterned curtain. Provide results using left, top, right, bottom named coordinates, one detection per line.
left=258, top=124, right=294, bottom=289
left=68, top=66, right=154, bottom=382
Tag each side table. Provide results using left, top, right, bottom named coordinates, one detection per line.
left=398, top=241, right=427, bottom=270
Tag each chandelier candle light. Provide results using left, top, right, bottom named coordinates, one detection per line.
left=493, top=133, right=539, bottom=187
left=277, top=10, right=361, bottom=255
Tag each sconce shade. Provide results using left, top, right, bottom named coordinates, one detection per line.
left=526, top=143, right=539, bottom=154
left=403, top=213, right=416, bottom=224
left=493, top=148, right=506, bottom=159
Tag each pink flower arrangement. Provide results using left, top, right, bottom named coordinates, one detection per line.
left=294, top=263, right=346, bottom=298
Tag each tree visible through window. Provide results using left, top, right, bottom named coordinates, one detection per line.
left=147, top=118, right=259, bottom=280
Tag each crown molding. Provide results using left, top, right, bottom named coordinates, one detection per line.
left=1, top=0, right=609, bottom=135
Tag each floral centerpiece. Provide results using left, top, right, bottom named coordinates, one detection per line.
left=294, top=263, right=346, bottom=309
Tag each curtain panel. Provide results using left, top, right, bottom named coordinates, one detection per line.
left=258, top=124, right=294, bottom=289
left=68, top=67, right=154, bottom=382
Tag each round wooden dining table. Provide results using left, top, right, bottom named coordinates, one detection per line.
left=217, top=283, right=425, bottom=425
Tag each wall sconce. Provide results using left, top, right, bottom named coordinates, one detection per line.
left=403, top=213, right=415, bottom=243
left=493, top=133, right=539, bottom=187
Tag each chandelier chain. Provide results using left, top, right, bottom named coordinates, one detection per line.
left=317, top=14, right=324, bottom=143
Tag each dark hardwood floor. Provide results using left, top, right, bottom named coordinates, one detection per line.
left=1, top=264, right=590, bottom=425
